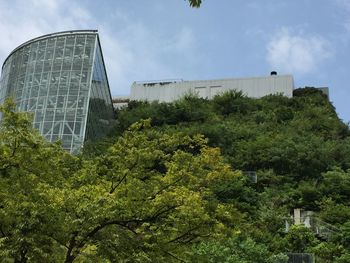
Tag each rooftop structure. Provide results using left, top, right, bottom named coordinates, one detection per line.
left=130, top=74, right=294, bottom=102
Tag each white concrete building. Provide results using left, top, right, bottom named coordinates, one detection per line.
left=130, top=73, right=294, bottom=102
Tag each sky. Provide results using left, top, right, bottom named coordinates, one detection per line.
left=0, top=0, right=349, bottom=123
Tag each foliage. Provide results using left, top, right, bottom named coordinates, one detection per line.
left=2, top=86, right=350, bottom=261
left=190, top=235, right=288, bottom=263
left=0, top=99, right=79, bottom=262
left=318, top=198, right=350, bottom=225
left=283, top=225, right=318, bottom=253
left=187, top=0, right=202, bottom=8
left=108, top=87, right=350, bottom=260
left=310, top=242, right=344, bottom=263
left=0, top=101, right=242, bottom=262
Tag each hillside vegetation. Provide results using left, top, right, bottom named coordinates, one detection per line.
left=107, top=88, right=350, bottom=261
left=1, top=88, right=350, bottom=262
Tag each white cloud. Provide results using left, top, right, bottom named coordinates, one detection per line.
left=0, top=0, right=198, bottom=95
left=333, top=0, right=350, bottom=35
left=335, top=0, right=350, bottom=10
left=0, top=0, right=94, bottom=58
left=168, top=27, right=195, bottom=52
left=31, top=0, right=59, bottom=13
left=99, top=21, right=197, bottom=94
left=266, top=28, right=333, bottom=74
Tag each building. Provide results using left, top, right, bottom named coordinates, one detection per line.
left=130, top=73, right=294, bottom=102
left=112, top=96, right=129, bottom=109
left=0, top=30, right=114, bottom=154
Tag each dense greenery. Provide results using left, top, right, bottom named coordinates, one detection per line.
left=1, top=88, right=350, bottom=262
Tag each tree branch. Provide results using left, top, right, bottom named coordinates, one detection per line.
left=74, top=219, right=141, bottom=253
left=50, top=235, right=69, bottom=249
left=109, top=162, right=137, bottom=194
left=148, top=205, right=177, bottom=222
left=11, top=138, right=18, bottom=158
left=161, top=249, right=186, bottom=262
left=68, top=204, right=178, bottom=259
left=110, top=173, right=128, bottom=194
left=65, top=232, right=78, bottom=263
left=167, top=225, right=201, bottom=244
left=0, top=225, right=6, bottom=237
left=147, top=176, right=184, bottom=201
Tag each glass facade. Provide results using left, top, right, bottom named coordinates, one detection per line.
left=0, top=30, right=114, bottom=154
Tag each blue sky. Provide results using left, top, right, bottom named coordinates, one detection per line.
left=0, top=0, right=349, bottom=122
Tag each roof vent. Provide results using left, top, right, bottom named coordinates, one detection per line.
left=271, top=71, right=277, bottom=75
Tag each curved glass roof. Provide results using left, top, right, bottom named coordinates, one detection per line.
left=2, top=30, right=98, bottom=70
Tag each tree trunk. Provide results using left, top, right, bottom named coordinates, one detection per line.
left=64, top=254, right=76, bottom=263
left=65, top=235, right=77, bottom=263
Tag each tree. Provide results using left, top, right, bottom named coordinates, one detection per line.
left=310, top=242, right=344, bottom=263
left=53, top=120, right=242, bottom=262
left=284, top=225, right=318, bottom=253
left=0, top=99, right=242, bottom=262
left=0, top=99, right=79, bottom=262
left=190, top=235, right=288, bottom=263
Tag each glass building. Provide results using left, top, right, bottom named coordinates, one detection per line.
left=0, top=30, right=115, bottom=154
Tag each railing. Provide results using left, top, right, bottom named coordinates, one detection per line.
left=133, top=79, right=184, bottom=85
left=285, top=212, right=341, bottom=241
left=309, top=216, right=340, bottom=240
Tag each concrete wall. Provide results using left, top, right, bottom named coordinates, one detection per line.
left=130, top=75, right=294, bottom=102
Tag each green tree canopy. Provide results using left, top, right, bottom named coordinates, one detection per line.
left=0, top=100, right=243, bottom=262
